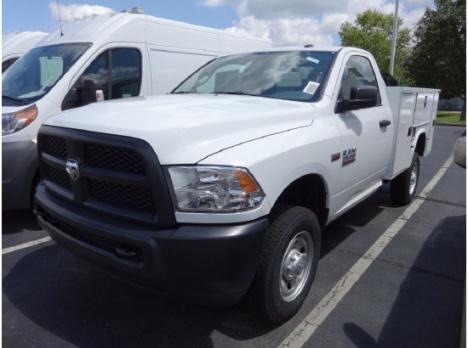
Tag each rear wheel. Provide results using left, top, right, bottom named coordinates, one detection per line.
left=390, top=153, right=420, bottom=205
left=250, top=206, right=321, bottom=323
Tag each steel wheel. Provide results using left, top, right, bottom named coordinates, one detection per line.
left=409, top=159, right=419, bottom=196
left=279, top=230, right=314, bottom=302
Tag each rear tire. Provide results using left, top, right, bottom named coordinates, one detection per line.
left=390, top=153, right=420, bottom=205
left=250, top=206, right=321, bottom=323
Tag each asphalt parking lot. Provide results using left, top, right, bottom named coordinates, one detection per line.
left=2, top=126, right=466, bottom=348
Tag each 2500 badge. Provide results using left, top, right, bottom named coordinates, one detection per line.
left=342, top=147, right=357, bottom=166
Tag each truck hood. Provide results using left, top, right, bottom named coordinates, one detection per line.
left=45, top=94, right=315, bottom=164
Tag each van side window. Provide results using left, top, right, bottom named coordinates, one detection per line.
left=110, top=48, right=141, bottom=99
left=79, top=51, right=110, bottom=100
left=338, top=55, right=381, bottom=106
left=62, top=48, right=141, bottom=110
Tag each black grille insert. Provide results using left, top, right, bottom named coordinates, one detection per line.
left=88, top=179, right=155, bottom=213
left=47, top=166, right=71, bottom=190
left=85, top=143, right=146, bottom=174
left=44, top=136, right=67, bottom=159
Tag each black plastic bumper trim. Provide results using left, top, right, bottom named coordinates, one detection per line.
left=35, top=184, right=268, bottom=306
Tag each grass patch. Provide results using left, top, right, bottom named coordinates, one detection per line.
left=436, top=111, right=465, bottom=125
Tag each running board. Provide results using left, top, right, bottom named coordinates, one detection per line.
left=335, top=181, right=383, bottom=217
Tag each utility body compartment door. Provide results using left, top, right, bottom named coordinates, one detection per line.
left=386, top=89, right=416, bottom=177
left=385, top=87, right=440, bottom=179
left=426, top=93, right=439, bottom=154
left=414, top=92, right=435, bottom=126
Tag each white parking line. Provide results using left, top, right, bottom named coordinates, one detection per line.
left=279, top=156, right=454, bottom=348
left=2, top=236, right=53, bottom=255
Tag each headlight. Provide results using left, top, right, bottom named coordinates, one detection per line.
left=167, top=166, right=265, bottom=212
left=2, top=104, right=38, bottom=136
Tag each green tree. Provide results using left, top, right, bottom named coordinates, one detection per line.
left=339, top=10, right=413, bottom=84
left=408, top=0, right=466, bottom=119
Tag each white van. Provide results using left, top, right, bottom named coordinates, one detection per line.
left=2, top=11, right=270, bottom=210
left=2, top=31, right=48, bottom=72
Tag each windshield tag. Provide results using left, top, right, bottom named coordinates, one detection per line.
left=303, top=81, right=320, bottom=95
left=306, top=57, right=320, bottom=64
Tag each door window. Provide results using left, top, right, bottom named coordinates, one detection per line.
left=79, top=51, right=110, bottom=100
left=110, top=48, right=141, bottom=99
left=62, top=48, right=141, bottom=110
left=338, top=55, right=380, bottom=106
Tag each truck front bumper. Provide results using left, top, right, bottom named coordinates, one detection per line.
left=35, top=184, right=268, bottom=306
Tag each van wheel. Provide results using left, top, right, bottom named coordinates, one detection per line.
left=390, top=153, right=420, bottom=205
left=250, top=206, right=321, bottom=323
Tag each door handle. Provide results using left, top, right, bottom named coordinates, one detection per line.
left=379, top=119, right=391, bottom=127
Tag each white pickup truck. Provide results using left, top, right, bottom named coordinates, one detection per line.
left=34, top=46, right=439, bottom=323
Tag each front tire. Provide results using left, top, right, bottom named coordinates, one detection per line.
left=250, top=206, right=321, bottom=323
left=390, top=153, right=420, bottom=205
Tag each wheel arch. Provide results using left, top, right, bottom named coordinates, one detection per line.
left=414, top=131, right=427, bottom=157
left=271, top=173, right=329, bottom=229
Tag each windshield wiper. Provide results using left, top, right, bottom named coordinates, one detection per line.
left=172, top=91, right=195, bottom=94
left=2, top=95, right=23, bottom=103
left=213, top=91, right=257, bottom=97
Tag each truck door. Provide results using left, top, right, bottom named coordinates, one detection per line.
left=334, top=54, right=393, bottom=212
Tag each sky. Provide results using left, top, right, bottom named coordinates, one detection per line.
left=2, top=0, right=435, bottom=45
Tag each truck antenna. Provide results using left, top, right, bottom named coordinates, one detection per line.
left=56, top=0, right=64, bottom=36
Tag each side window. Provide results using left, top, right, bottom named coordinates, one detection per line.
left=110, top=48, right=141, bottom=99
left=79, top=51, right=110, bottom=100
left=62, top=48, right=141, bottom=110
left=338, top=55, right=380, bottom=106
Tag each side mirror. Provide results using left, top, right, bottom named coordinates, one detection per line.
left=336, top=85, right=379, bottom=113
left=453, top=135, right=466, bottom=168
left=62, top=79, right=99, bottom=111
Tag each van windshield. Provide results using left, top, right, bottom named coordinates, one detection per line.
left=172, top=50, right=335, bottom=102
left=2, top=43, right=91, bottom=106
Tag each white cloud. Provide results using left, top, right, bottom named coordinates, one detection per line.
left=201, top=0, right=434, bottom=45
left=225, top=16, right=334, bottom=46
left=49, top=2, right=115, bottom=22
left=402, top=7, right=427, bottom=30
left=201, top=0, right=234, bottom=6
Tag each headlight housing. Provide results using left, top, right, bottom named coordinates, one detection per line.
left=2, top=104, right=38, bottom=136
left=167, top=166, right=264, bottom=212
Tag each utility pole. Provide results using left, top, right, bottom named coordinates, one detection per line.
left=389, top=0, right=399, bottom=75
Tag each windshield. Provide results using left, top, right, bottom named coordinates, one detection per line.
left=2, top=43, right=91, bottom=106
left=173, top=50, right=335, bottom=102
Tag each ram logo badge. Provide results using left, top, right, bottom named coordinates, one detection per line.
left=342, top=147, right=357, bottom=166
left=65, top=159, right=80, bottom=181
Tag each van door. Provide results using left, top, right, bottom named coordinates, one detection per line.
left=334, top=54, right=393, bottom=213
left=62, top=47, right=142, bottom=110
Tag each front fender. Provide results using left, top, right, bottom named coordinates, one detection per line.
left=194, top=123, right=341, bottom=224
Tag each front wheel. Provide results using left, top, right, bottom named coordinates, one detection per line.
left=390, top=153, right=420, bottom=205
left=250, top=206, right=321, bottom=323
